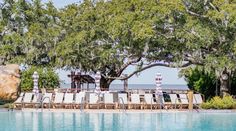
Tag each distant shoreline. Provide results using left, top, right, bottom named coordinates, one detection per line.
left=60, top=83, right=189, bottom=90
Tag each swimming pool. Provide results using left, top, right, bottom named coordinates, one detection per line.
left=0, top=111, right=236, bottom=131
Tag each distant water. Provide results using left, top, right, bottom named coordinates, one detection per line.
left=60, top=83, right=189, bottom=90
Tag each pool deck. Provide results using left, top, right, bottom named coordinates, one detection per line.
left=7, top=108, right=236, bottom=113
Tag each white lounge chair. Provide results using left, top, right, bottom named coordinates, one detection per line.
left=22, top=93, right=33, bottom=108
left=63, top=93, right=74, bottom=109
left=161, top=93, right=173, bottom=109
left=169, top=94, right=181, bottom=109
left=32, top=93, right=42, bottom=108
left=74, top=92, right=86, bottom=109
left=104, top=93, right=115, bottom=109
left=14, top=92, right=24, bottom=108
left=156, top=94, right=165, bottom=109
left=144, top=94, right=156, bottom=109
left=15, top=93, right=24, bottom=103
left=41, top=93, right=53, bottom=108
left=130, top=94, right=142, bottom=109
left=32, top=94, right=41, bottom=103
left=179, top=94, right=189, bottom=108
left=118, top=93, right=128, bottom=109
left=53, top=93, right=64, bottom=108
left=88, top=93, right=99, bottom=109
left=193, top=94, right=203, bottom=105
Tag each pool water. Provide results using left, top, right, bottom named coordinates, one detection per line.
left=0, top=111, right=236, bottom=131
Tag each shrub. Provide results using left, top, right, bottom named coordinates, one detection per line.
left=3, top=103, right=14, bottom=108
left=20, top=66, right=60, bottom=91
left=222, top=96, right=235, bottom=109
left=180, top=67, right=216, bottom=100
left=201, top=96, right=236, bottom=109
left=201, top=102, right=212, bottom=109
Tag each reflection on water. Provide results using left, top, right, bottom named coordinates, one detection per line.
left=0, top=112, right=236, bottom=131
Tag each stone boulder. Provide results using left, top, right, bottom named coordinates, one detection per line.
left=0, top=64, right=20, bottom=101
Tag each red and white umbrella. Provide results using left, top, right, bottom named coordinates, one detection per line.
left=155, top=72, right=163, bottom=95
left=95, top=71, right=101, bottom=95
left=32, top=71, right=39, bottom=95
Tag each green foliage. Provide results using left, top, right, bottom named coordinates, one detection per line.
left=201, top=96, right=236, bottom=109
left=230, top=76, right=236, bottom=95
left=181, top=66, right=236, bottom=98
left=20, top=66, right=59, bottom=91
left=52, top=0, right=189, bottom=88
left=3, top=103, right=14, bottom=109
left=1, top=0, right=236, bottom=90
left=180, top=66, right=216, bottom=100
left=0, top=0, right=60, bottom=66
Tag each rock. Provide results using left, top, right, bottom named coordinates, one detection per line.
left=0, top=64, right=20, bottom=101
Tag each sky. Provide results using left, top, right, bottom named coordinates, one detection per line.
left=2, top=0, right=186, bottom=85
left=41, top=0, right=81, bottom=8
left=58, top=66, right=187, bottom=85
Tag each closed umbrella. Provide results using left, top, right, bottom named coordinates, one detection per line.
left=155, top=72, right=163, bottom=95
left=32, top=71, right=39, bottom=95
left=95, top=71, right=101, bottom=95
left=155, top=72, right=163, bottom=107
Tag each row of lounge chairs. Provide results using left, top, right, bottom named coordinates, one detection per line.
left=14, top=92, right=203, bottom=109
left=14, top=92, right=85, bottom=109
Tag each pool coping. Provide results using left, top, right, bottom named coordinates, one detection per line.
left=5, top=108, right=236, bottom=113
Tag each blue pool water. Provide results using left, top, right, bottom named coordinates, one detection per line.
left=0, top=111, right=236, bottom=131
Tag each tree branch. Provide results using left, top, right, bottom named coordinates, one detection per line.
left=182, top=0, right=207, bottom=18
left=115, top=56, right=142, bottom=75
left=106, top=62, right=193, bottom=80
left=209, top=2, right=220, bottom=12
left=116, top=40, right=150, bottom=75
left=185, top=9, right=207, bottom=18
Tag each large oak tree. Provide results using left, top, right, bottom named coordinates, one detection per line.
left=53, top=0, right=191, bottom=89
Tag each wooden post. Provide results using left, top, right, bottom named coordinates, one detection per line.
left=69, top=71, right=76, bottom=88
left=124, top=74, right=128, bottom=91
left=76, top=72, right=81, bottom=91
left=86, top=83, right=89, bottom=91
left=188, top=90, right=193, bottom=110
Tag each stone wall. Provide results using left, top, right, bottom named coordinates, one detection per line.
left=0, top=64, right=20, bottom=101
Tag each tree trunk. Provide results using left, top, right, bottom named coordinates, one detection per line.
left=215, top=78, right=219, bottom=96
left=229, top=76, right=232, bottom=94
left=219, top=69, right=230, bottom=97
left=100, top=77, right=114, bottom=91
